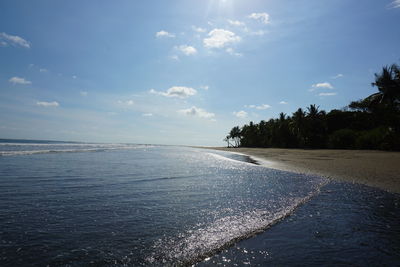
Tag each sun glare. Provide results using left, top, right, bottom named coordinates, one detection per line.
left=206, top=0, right=235, bottom=16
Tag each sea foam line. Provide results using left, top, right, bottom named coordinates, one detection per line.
left=206, top=152, right=257, bottom=166
left=146, top=180, right=328, bottom=266
left=0, top=145, right=151, bottom=156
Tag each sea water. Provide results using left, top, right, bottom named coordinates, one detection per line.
left=0, top=140, right=399, bottom=266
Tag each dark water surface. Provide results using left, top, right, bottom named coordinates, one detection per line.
left=0, top=141, right=399, bottom=266
left=198, top=182, right=400, bottom=266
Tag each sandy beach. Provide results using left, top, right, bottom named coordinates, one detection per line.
left=207, top=147, right=400, bottom=194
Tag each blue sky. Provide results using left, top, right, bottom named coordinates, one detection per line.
left=0, top=0, right=399, bottom=146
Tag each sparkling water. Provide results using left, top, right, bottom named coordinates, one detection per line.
left=0, top=140, right=399, bottom=266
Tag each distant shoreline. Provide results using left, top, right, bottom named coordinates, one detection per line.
left=202, top=147, right=400, bottom=194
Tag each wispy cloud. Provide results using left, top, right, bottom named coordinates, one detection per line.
left=249, top=30, right=267, bottom=36
left=248, top=13, right=270, bottom=24
left=245, top=104, right=271, bottom=110
left=36, top=101, right=59, bottom=107
left=80, top=91, right=88, bottom=96
left=0, top=32, right=30, bottom=48
left=156, top=30, right=175, bottom=38
left=169, top=55, right=179, bottom=61
left=279, top=101, right=288, bottom=105
left=150, top=86, right=197, bottom=98
left=142, top=113, right=153, bottom=117
left=390, top=0, right=400, bottom=8
left=177, top=45, right=197, bottom=55
left=118, top=100, right=134, bottom=105
left=233, top=110, right=248, bottom=118
left=9, top=77, right=32, bottom=85
left=39, top=68, right=48, bottom=73
left=200, top=85, right=209, bottom=90
left=310, top=82, right=334, bottom=91
left=319, top=92, right=337, bottom=96
left=192, top=26, right=206, bottom=33
left=179, top=106, right=215, bottom=119
left=226, top=47, right=242, bottom=57
left=228, top=19, right=245, bottom=26
left=203, top=29, right=241, bottom=49
left=331, top=74, right=343, bottom=79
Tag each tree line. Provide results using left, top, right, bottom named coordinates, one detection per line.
left=225, top=63, right=400, bottom=150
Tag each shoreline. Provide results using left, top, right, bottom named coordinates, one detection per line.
left=204, top=147, right=400, bottom=194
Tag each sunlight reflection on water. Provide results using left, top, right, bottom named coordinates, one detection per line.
left=1, top=144, right=398, bottom=266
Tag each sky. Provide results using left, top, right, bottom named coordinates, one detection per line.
left=0, top=0, right=399, bottom=146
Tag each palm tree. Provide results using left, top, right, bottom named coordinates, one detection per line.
left=306, top=104, right=324, bottom=118
left=370, top=64, right=400, bottom=108
left=277, top=113, right=291, bottom=147
left=305, top=104, right=327, bottom=148
left=291, top=108, right=306, bottom=147
left=229, top=126, right=241, bottom=147
left=279, top=112, right=286, bottom=122
left=223, top=135, right=232, bottom=147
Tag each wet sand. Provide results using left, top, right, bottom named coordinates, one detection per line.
left=207, top=147, right=400, bottom=193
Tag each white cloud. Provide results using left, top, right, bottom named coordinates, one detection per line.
left=226, top=47, right=242, bottom=57
left=177, top=45, right=197, bottom=55
left=250, top=30, right=267, bottom=36
left=228, top=19, right=245, bottom=26
left=118, top=100, right=134, bottom=105
left=179, top=106, right=215, bottom=119
left=255, top=104, right=271, bottom=110
left=169, top=55, right=179, bottom=61
left=331, top=74, right=344, bottom=79
left=192, top=26, right=206, bottom=33
left=391, top=0, right=400, bottom=8
left=248, top=13, right=270, bottom=24
left=142, top=113, right=153, bottom=117
left=156, top=30, right=175, bottom=38
left=279, top=101, right=288, bottom=105
left=39, top=68, right=48, bottom=73
left=9, top=77, right=31, bottom=85
left=80, top=91, right=88, bottom=96
left=150, top=86, right=197, bottom=98
left=200, top=85, right=209, bottom=90
left=36, top=101, right=59, bottom=107
left=319, top=92, right=337, bottom=96
left=0, top=32, right=30, bottom=48
left=233, top=110, right=248, bottom=118
left=310, top=82, right=334, bottom=91
left=245, top=104, right=271, bottom=110
left=203, top=29, right=241, bottom=48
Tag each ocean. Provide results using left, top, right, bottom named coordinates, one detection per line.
left=0, top=139, right=399, bottom=266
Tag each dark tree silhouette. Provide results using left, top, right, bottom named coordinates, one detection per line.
left=371, top=64, right=400, bottom=108
left=291, top=108, right=306, bottom=147
left=228, top=126, right=241, bottom=147
left=225, top=63, right=400, bottom=151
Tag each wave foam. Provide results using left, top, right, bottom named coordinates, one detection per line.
left=146, top=184, right=326, bottom=265
left=0, top=145, right=152, bottom=156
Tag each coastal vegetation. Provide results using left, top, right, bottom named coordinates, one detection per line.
left=225, top=63, right=400, bottom=150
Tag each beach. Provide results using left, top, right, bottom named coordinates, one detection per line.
left=208, top=147, right=400, bottom=194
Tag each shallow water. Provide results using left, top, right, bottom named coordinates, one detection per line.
left=198, top=182, right=400, bottom=266
left=0, top=140, right=399, bottom=266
